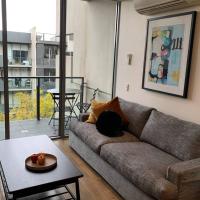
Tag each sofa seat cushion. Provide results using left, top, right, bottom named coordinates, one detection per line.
left=100, top=142, right=179, bottom=200
left=69, top=120, right=139, bottom=154
left=141, top=110, right=200, bottom=161
left=119, top=98, right=154, bottom=138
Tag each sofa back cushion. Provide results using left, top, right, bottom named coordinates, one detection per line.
left=141, top=110, right=200, bottom=161
left=119, top=98, right=154, bottom=138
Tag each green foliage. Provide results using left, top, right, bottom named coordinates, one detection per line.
left=0, top=112, right=4, bottom=121
left=10, top=92, right=36, bottom=120
left=40, top=91, right=54, bottom=118
left=0, top=90, right=54, bottom=121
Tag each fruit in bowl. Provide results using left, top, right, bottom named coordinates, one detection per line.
left=37, top=153, right=46, bottom=165
left=30, top=153, right=46, bottom=165
left=31, top=154, right=38, bottom=163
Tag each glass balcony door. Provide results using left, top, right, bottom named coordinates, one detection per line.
left=0, top=65, right=5, bottom=140
left=6, top=0, right=60, bottom=138
left=1, top=0, right=81, bottom=139
left=1, top=0, right=118, bottom=139
left=0, top=0, right=6, bottom=140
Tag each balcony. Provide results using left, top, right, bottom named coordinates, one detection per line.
left=0, top=76, right=84, bottom=139
left=8, top=78, right=32, bottom=91
left=36, top=32, right=74, bottom=52
left=0, top=55, right=32, bottom=68
left=36, top=58, right=56, bottom=68
left=0, top=76, right=112, bottom=140
left=36, top=33, right=59, bottom=43
left=8, top=58, right=32, bottom=68
left=0, top=118, right=57, bottom=140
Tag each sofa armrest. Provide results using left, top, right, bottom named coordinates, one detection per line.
left=167, top=158, right=200, bottom=200
left=79, top=113, right=90, bottom=122
left=167, top=158, right=200, bottom=184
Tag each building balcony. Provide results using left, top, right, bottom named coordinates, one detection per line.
left=0, top=55, right=32, bottom=68
left=36, top=33, right=74, bottom=51
left=0, top=76, right=84, bottom=139
left=0, top=76, right=112, bottom=140
left=8, top=58, right=32, bottom=68
left=0, top=78, right=32, bottom=92
left=36, top=58, right=56, bottom=68
left=8, top=78, right=32, bottom=91
left=36, top=33, right=59, bottom=45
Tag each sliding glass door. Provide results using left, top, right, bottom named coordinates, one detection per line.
left=0, top=0, right=66, bottom=139
left=1, top=0, right=119, bottom=139
left=0, top=1, right=5, bottom=140
left=1, top=0, right=81, bottom=139
left=5, top=0, right=61, bottom=138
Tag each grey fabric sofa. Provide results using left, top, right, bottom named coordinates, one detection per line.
left=69, top=98, right=200, bottom=200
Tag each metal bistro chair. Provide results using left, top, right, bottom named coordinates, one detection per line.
left=48, top=94, right=59, bottom=126
left=76, top=88, right=99, bottom=113
left=64, top=93, right=79, bottom=127
left=48, top=94, right=76, bottom=127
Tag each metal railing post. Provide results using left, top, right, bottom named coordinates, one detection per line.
left=37, top=78, right=40, bottom=121
left=80, top=78, right=84, bottom=113
left=112, top=1, right=121, bottom=98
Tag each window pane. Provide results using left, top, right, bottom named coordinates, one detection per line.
left=0, top=1, right=5, bottom=140
left=7, top=0, right=60, bottom=138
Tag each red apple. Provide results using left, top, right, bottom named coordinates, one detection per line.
left=31, top=154, right=38, bottom=163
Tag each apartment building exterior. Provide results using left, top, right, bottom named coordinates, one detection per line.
left=0, top=29, right=61, bottom=110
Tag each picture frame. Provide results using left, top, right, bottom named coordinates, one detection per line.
left=142, top=11, right=196, bottom=98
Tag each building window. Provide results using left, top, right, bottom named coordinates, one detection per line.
left=13, top=50, right=28, bottom=64
left=44, top=46, right=57, bottom=59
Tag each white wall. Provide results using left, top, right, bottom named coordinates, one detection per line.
left=66, top=0, right=116, bottom=101
left=30, top=27, right=37, bottom=90
left=84, top=0, right=116, bottom=97
left=67, top=0, right=87, bottom=78
left=116, top=1, right=200, bottom=124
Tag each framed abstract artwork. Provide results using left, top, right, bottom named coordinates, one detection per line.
left=142, top=11, right=196, bottom=98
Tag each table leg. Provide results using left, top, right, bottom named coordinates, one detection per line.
left=75, top=180, right=80, bottom=200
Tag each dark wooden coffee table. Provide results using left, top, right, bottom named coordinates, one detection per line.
left=0, top=135, right=83, bottom=200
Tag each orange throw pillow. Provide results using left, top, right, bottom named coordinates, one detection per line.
left=93, top=97, right=129, bottom=126
left=86, top=100, right=107, bottom=124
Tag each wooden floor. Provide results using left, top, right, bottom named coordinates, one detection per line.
left=0, top=139, right=123, bottom=200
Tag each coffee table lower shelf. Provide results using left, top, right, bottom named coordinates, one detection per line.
left=0, top=162, right=81, bottom=200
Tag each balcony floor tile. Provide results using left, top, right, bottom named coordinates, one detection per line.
left=0, top=118, right=69, bottom=140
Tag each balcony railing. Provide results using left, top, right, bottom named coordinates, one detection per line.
left=36, top=33, right=59, bottom=43
left=0, top=77, right=84, bottom=122
left=8, top=78, right=32, bottom=90
left=36, top=33, right=74, bottom=52
left=0, top=56, right=32, bottom=68
left=0, top=76, right=114, bottom=139
left=0, top=76, right=112, bottom=123
left=36, top=33, right=74, bottom=43
left=8, top=58, right=32, bottom=67
left=36, top=58, right=56, bottom=68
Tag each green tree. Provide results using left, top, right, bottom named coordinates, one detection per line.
left=39, top=90, right=54, bottom=118
left=0, top=112, right=4, bottom=121
left=10, top=92, right=35, bottom=120
left=9, top=90, right=53, bottom=121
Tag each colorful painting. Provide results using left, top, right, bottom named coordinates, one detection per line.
left=142, top=12, right=196, bottom=98
left=149, top=25, right=184, bottom=86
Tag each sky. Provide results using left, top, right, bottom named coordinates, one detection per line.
left=1, top=0, right=57, bottom=34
